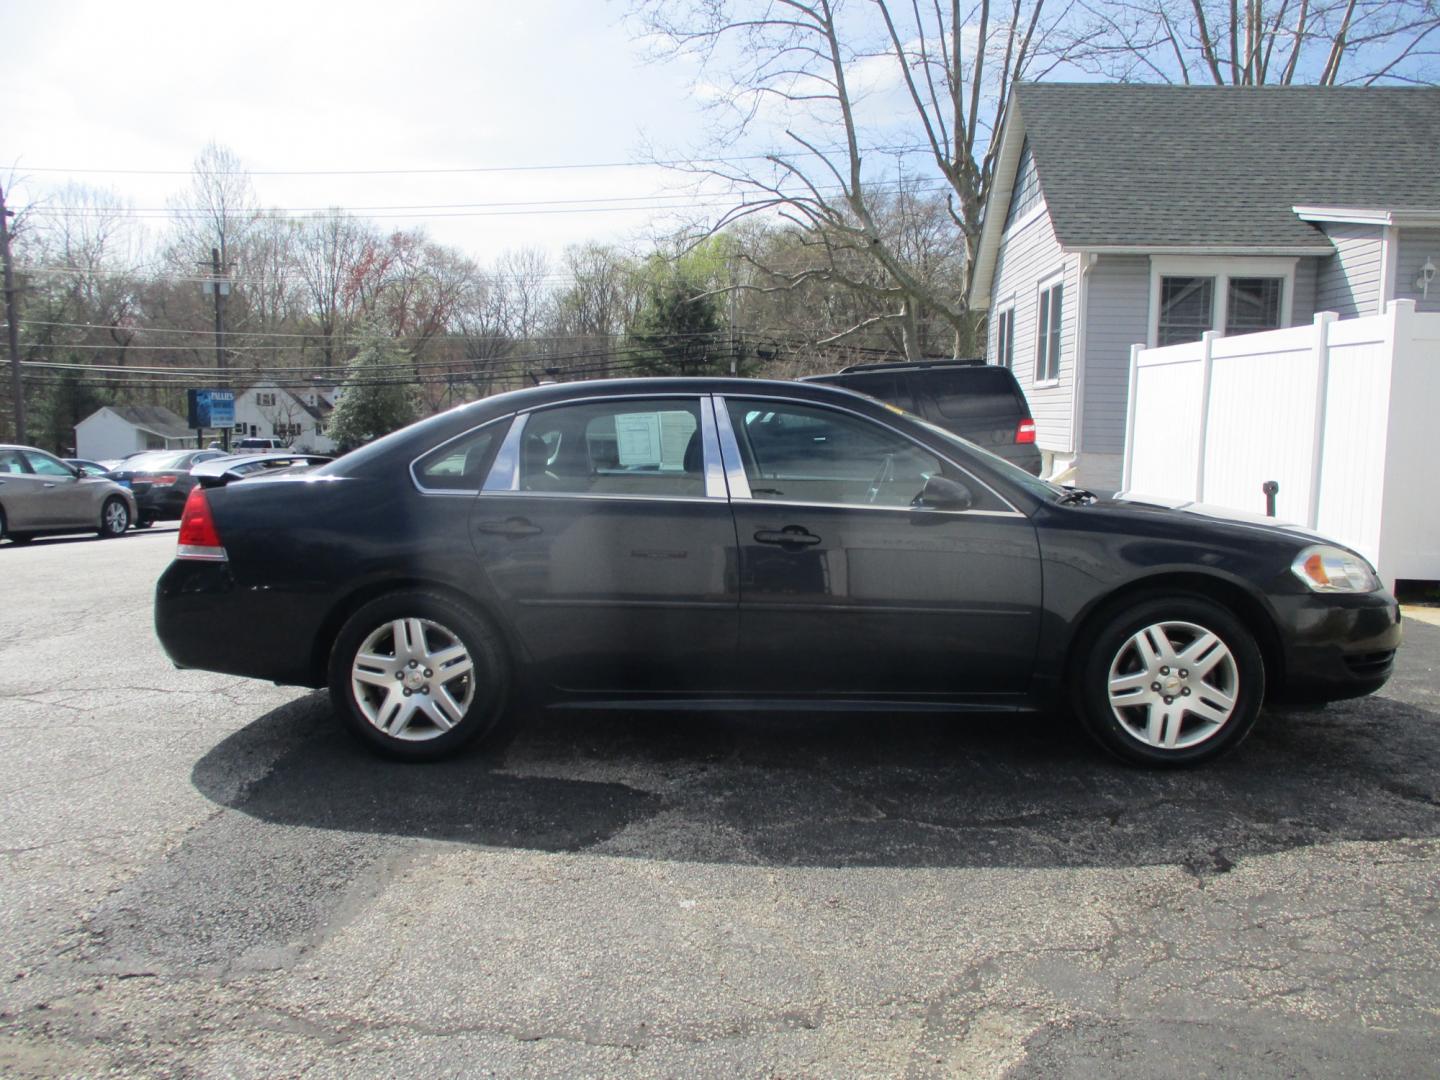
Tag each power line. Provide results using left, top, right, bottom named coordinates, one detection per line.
left=15, top=145, right=933, bottom=178
left=25, top=177, right=953, bottom=216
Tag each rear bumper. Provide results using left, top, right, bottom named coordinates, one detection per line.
left=133, top=485, right=189, bottom=521
left=154, top=560, right=327, bottom=687
left=1269, top=590, right=1403, bottom=702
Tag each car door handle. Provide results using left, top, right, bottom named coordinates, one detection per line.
left=475, top=517, right=542, bottom=538
left=42, top=482, right=56, bottom=488
left=754, top=527, right=822, bottom=547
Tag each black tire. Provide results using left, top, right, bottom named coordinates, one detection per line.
left=327, top=590, right=512, bottom=761
left=1073, top=594, right=1265, bottom=767
left=134, top=517, right=154, bottom=529
left=98, top=496, right=130, bottom=538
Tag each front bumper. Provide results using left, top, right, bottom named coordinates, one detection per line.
left=1269, top=589, right=1402, bottom=702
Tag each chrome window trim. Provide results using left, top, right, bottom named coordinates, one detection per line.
left=482, top=412, right=529, bottom=492
left=710, top=394, right=752, bottom=499
left=728, top=497, right=1024, bottom=519
left=710, top=393, right=1023, bottom=516
left=476, top=490, right=725, bottom=506
left=482, top=393, right=723, bottom=500
left=409, top=414, right=515, bottom=497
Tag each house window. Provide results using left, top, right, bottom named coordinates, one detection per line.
left=256, top=392, right=276, bottom=407
left=994, top=307, right=1015, bottom=369
left=1226, top=277, right=1283, bottom=334
left=1035, top=280, right=1062, bottom=383
left=1150, top=260, right=1293, bottom=346
left=1158, top=277, right=1216, bottom=346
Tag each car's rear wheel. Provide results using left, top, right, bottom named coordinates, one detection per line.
left=1075, top=595, right=1264, bottom=767
left=98, top=497, right=130, bottom=538
left=134, top=517, right=154, bottom=529
left=328, top=591, right=511, bottom=761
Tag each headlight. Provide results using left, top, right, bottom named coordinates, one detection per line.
left=1290, top=545, right=1380, bottom=593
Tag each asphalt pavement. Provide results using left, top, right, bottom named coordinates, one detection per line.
left=0, top=528, right=1437, bottom=1077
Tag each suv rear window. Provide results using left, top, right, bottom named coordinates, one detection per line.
left=820, top=371, right=915, bottom=412
left=924, top=367, right=1024, bottom=421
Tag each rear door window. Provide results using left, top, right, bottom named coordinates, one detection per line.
left=827, top=371, right=915, bottom=412
left=502, top=398, right=708, bottom=498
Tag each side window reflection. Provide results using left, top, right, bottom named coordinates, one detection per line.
left=725, top=400, right=943, bottom=508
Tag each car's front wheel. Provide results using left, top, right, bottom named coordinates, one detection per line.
left=98, top=497, right=130, bottom=538
left=1075, top=595, right=1264, bottom=767
left=0, top=506, right=28, bottom=546
left=327, top=591, right=511, bottom=761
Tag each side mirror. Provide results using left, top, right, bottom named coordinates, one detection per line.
left=70, top=465, right=86, bottom=479
left=913, top=474, right=974, bottom=511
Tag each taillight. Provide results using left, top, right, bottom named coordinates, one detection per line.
left=1015, top=419, right=1036, bottom=444
left=176, top=487, right=227, bottom=561
left=151, top=474, right=179, bottom=487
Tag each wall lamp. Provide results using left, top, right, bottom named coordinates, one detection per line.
left=1416, top=257, right=1437, bottom=298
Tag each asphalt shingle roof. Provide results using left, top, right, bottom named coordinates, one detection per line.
left=1015, top=84, right=1440, bottom=250
left=109, top=405, right=193, bottom=438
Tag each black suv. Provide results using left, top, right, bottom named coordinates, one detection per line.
left=801, top=359, right=1042, bottom=475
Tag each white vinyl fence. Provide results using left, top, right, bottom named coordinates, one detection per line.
left=1122, top=300, right=1440, bottom=589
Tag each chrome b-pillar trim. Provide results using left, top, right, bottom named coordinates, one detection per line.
left=482, top=413, right=530, bottom=492
left=709, top=395, right=752, bottom=500
left=699, top=397, right=727, bottom=499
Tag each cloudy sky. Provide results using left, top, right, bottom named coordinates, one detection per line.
left=2, top=0, right=772, bottom=265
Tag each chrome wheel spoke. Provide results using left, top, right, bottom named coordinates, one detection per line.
left=423, top=694, right=457, bottom=731
left=433, top=685, right=465, bottom=727
left=1178, top=632, right=1226, bottom=677
left=1187, top=690, right=1234, bottom=726
left=352, top=666, right=393, bottom=689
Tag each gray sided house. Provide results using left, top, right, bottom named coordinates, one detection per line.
left=968, top=83, right=1440, bottom=489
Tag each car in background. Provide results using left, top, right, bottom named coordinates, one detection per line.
left=800, top=359, right=1043, bottom=476
left=154, top=377, right=1400, bottom=769
left=189, top=452, right=333, bottom=489
left=65, top=458, right=116, bottom=478
left=234, top=436, right=291, bottom=452
left=0, top=445, right=137, bottom=544
left=109, top=449, right=229, bottom=528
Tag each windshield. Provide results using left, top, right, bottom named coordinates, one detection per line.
left=905, top=414, right=1063, bottom=502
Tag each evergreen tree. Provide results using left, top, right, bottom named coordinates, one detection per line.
left=627, top=272, right=725, bottom=376
left=326, top=330, right=421, bottom=452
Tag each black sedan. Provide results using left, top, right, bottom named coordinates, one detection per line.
left=110, top=449, right=229, bottom=527
left=154, top=378, right=1402, bottom=766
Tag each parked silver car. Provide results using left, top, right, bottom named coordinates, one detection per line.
left=0, top=445, right=138, bottom=545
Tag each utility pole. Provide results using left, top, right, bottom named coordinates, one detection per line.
left=201, top=247, right=231, bottom=449
left=1, top=184, right=25, bottom=443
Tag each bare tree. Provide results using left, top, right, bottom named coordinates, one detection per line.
left=1068, top=0, right=1440, bottom=85
left=631, top=0, right=1078, bottom=357
left=164, top=142, right=259, bottom=271
left=292, top=212, right=375, bottom=368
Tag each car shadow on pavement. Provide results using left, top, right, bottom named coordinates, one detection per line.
left=192, top=626, right=1440, bottom=872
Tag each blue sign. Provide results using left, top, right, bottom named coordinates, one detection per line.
left=187, top=389, right=236, bottom=429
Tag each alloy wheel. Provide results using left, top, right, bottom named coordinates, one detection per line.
left=350, top=617, right=476, bottom=741
left=1105, top=620, right=1239, bottom=750
left=103, top=500, right=129, bottom=535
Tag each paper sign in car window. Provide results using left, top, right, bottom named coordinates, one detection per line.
left=658, top=411, right=698, bottom=471
left=614, top=413, right=663, bottom=466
